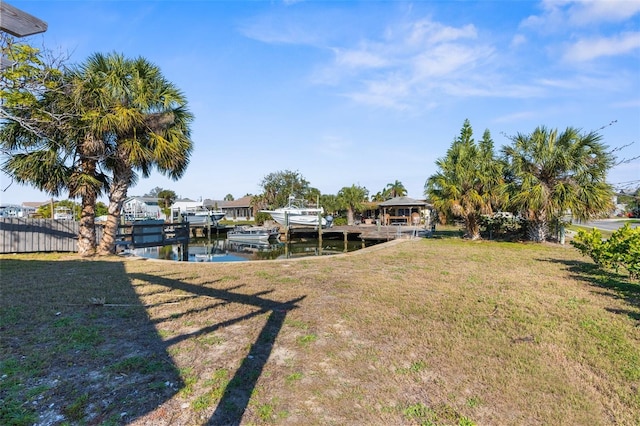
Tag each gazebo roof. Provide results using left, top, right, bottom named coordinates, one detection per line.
left=378, top=196, right=428, bottom=207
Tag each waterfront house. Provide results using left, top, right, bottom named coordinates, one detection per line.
left=378, top=196, right=431, bottom=226
left=122, top=196, right=164, bottom=221
left=219, top=196, right=255, bottom=221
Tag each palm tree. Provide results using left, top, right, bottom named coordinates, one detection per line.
left=425, top=120, right=503, bottom=240
left=371, top=191, right=386, bottom=202
left=337, top=184, right=368, bottom=225
left=1, top=61, right=109, bottom=256
left=384, top=180, right=407, bottom=199
left=158, top=190, right=177, bottom=210
left=319, top=194, right=340, bottom=216
left=502, top=126, right=614, bottom=242
left=78, top=53, right=193, bottom=254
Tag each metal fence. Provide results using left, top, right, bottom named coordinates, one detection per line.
left=0, top=218, right=91, bottom=253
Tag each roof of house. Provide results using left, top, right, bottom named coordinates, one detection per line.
left=378, top=196, right=428, bottom=207
left=221, top=195, right=253, bottom=208
left=22, top=201, right=51, bottom=208
left=125, top=196, right=160, bottom=205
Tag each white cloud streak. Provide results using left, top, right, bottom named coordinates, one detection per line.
left=563, top=31, right=640, bottom=62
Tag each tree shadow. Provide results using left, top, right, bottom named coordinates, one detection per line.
left=0, top=259, right=183, bottom=425
left=128, top=272, right=305, bottom=425
left=541, top=257, right=640, bottom=322
left=1, top=258, right=306, bottom=425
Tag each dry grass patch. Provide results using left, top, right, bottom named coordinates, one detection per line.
left=1, top=238, right=639, bottom=425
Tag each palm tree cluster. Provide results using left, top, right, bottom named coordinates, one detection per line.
left=1, top=45, right=193, bottom=256
left=426, top=120, right=615, bottom=242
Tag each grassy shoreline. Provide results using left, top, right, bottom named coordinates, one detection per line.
left=1, top=237, right=639, bottom=425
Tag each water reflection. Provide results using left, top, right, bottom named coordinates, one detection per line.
left=133, top=237, right=375, bottom=262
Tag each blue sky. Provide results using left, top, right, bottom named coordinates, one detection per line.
left=2, top=0, right=639, bottom=205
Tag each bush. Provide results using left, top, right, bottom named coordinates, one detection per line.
left=479, top=212, right=523, bottom=240
left=255, top=212, right=272, bottom=225
left=333, top=217, right=348, bottom=226
left=571, top=223, right=640, bottom=279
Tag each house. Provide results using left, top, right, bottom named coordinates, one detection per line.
left=122, top=196, right=164, bottom=221
left=377, top=196, right=432, bottom=226
left=218, top=196, right=254, bottom=221
left=0, top=203, right=37, bottom=218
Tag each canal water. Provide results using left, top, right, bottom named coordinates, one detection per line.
left=131, top=237, right=380, bottom=262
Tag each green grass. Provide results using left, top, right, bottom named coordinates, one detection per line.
left=1, top=238, right=639, bottom=424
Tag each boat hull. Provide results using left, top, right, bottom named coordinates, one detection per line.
left=262, top=211, right=327, bottom=227
left=227, top=226, right=279, bottom=242
left=181, top=211, right=225, bottom=225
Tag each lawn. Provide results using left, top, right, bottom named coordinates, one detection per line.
left=1, top=236, right=638, bottom=425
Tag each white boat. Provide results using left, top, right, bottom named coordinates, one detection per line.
left=180, top=207, right=225, bottom=225
left=227, top=226, right=280, bottom=242
left=53, top=206, right=74, bottom=220
left=260, top=197, right=328, bottom=227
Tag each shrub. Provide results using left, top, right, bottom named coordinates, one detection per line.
left=571, top=223, right=640, bottom=279
left=333, top=217, right=348, bottom=226
left=479, top=212, right=523, bottom=239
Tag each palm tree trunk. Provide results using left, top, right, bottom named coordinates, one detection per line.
left=77, top=193, right=97, bottom=256
left=527, top=219, right=548, bottom=242
left=465, top=214, right=481, bottom=240
left=76, top=145, right=99, bottom=257
left=98, top=159, right=131, bottom=255
left=347, top=207, right=355, bottom=226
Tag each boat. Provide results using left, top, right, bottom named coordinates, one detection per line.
left=53, top=206, right=74, bottom=220
left=227, top=225, right=280, bottom=242
left=260, top=196, right=328, bottom=227
left=180, top=206, right=225, bottom=225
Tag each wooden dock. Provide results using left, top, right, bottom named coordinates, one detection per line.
left=284, top=224, right=430, bottom=242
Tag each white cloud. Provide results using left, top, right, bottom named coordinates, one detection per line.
left=342, top=77, right=412, bottom=110
left=318, top=18, right=494, bottom=108
left=406, top=19, right=477, bottom=45
left=411, top=43, right=492, bottom=79
left=510, top=34, right=527, bottom=48
left=333, top=48, right=389, bottom=69
left=523, top=0, right=640, bottom=30
left=563, top=31, right=640, bottom=62
left=566, top=0, right=640, bottom=25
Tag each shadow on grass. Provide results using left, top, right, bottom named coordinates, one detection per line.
left=431, top=229, right=464, bottom=239
left=0, top=259, right=183, bottom=425
left=127, top=272, right=305, bottom=425
left=0, top=258, right=304, bottom=425
left=543, top=257, right=640, bottom=322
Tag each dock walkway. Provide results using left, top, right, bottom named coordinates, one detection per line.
left=286, top=224, right=430, bottom=241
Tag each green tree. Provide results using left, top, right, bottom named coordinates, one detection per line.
left=384, top=180, right=407, bottom=199
left=371, top=191, right=386, bottom=202
left=88, top=53, right=193, bottom=254
left=0, top=35, right=65, bottom=133
left=2, top=49, right=193, bottom=255
left=224, top=193, right=234, bottom=201
left=502, top=126, right=614, bottom=242
left=320, top=194, right=341, bottom=216
left=256, top=170, right=311, bottom=210
left=157, top=189, right=177, bottom=217
left=1, top=41, right=108, bottom=256
left=145, top=186, right=164, bottom=197
left=95, top=201, right=108, bottom=217
left=337, top=184, right=368, bottom=225
left=425, top=120, right=503, bottom=240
